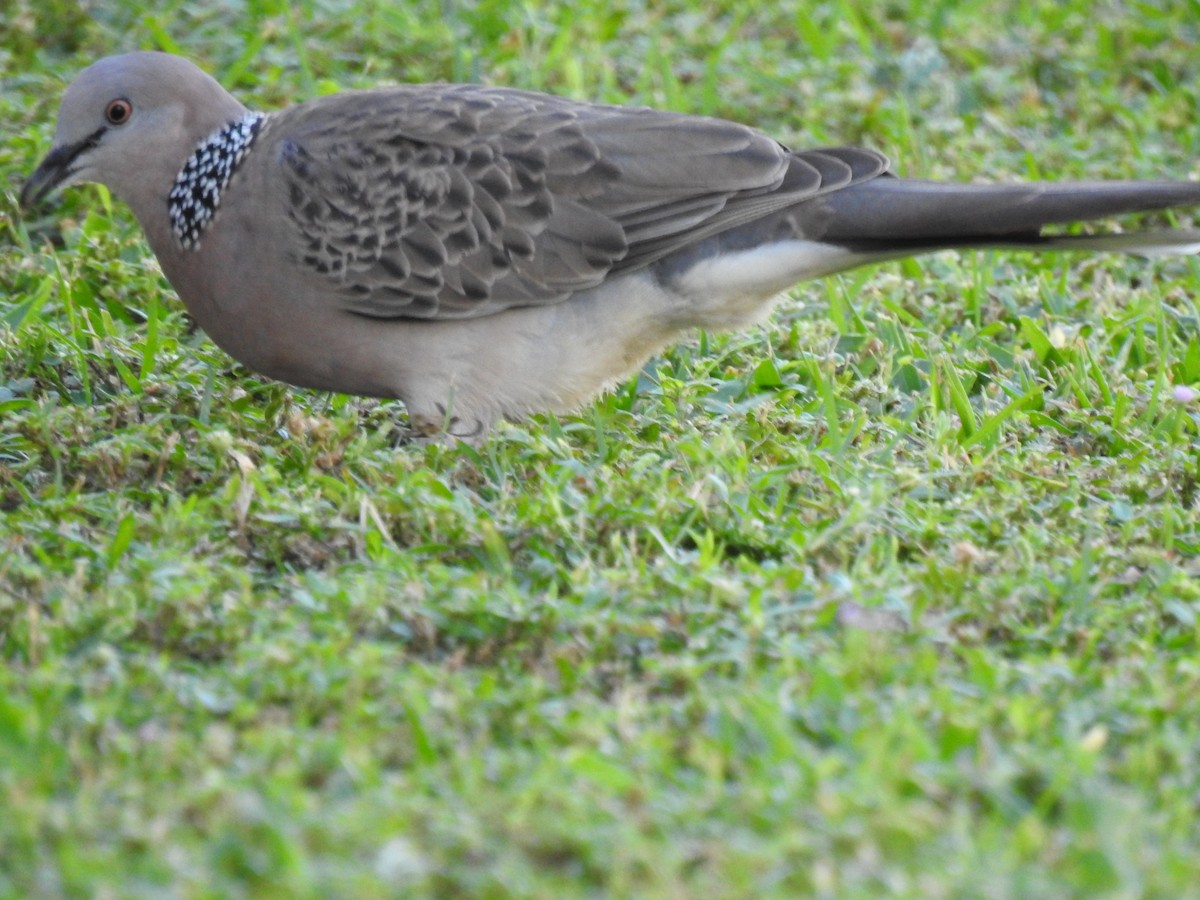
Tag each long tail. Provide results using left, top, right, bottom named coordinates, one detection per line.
left=819, top=177, right=1200, bottom=257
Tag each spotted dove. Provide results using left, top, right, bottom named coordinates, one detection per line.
left=21, top=52, right=1200, bottom=440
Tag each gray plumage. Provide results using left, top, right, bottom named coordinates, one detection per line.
left=21, top=52, right=1200, bottom=440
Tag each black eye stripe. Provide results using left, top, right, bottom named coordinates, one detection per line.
left=58, top=125, right=107, bottom=169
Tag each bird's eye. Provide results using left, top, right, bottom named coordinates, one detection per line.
left=105, top=98, right=132, bottom=125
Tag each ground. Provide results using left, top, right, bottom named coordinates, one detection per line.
left=2, top=1, right=1200, bottom=896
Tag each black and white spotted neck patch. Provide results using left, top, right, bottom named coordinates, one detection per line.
left=168, top=112, right=265, bottom=250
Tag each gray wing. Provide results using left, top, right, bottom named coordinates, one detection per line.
left=273, top=84, right=888, bottom=320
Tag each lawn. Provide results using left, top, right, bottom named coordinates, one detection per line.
left=3, top=0, right=1200, bottom=896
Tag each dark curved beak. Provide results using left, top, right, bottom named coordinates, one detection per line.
left=20, top=128, right=104, bottom=211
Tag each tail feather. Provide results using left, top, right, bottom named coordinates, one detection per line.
left=819, top=177, right=1200, bottom=254
left=834, top=229, right=1200, bottom=260
left=1027, top=230, right=1200, bottom=257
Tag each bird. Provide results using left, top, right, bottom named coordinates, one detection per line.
left=21, top=51, right=1200, bottom=441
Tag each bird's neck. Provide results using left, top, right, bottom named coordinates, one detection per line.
left=126, top=111, right=267, bottom=298
left=167, top=113, right=267, bottom=250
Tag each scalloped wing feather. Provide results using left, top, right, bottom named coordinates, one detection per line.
left=272, top=84, right=889, bottom=320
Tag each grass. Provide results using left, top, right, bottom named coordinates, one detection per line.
left=3, top=0, right=1200, bottom=895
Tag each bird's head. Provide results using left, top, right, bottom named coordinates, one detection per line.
left=21, top=51, right=248, bottom=214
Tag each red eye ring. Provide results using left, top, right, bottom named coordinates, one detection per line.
left=105, top=98, right=132, bottom=125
